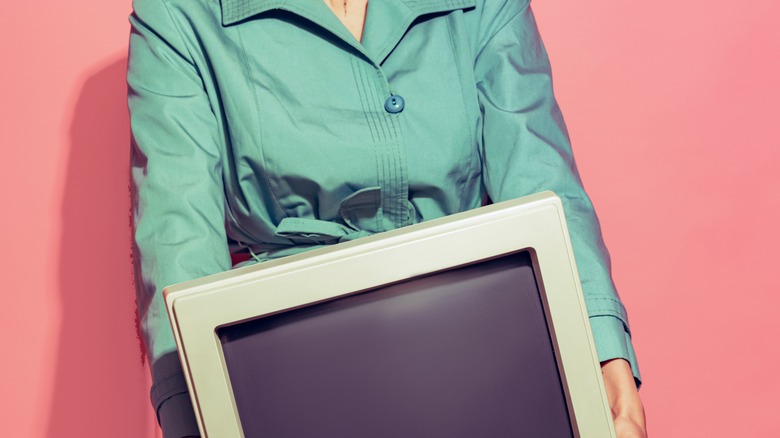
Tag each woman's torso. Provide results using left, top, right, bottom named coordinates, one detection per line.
left=163, top=0, right=488, bottom=263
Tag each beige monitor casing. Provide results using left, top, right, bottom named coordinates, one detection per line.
left=164, top=191, right=617, bottom=438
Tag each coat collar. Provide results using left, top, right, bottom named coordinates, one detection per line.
left=220, top=0, right=475, bottom=26
left=220, top=0, right=476, bottom=63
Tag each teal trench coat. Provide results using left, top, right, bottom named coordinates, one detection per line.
left=127, top=0, right=642, bottom=426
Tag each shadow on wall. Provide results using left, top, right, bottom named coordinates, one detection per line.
left=47, top=56, right=155, bottom=437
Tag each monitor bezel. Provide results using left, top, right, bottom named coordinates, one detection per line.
left=164, top=191, right=616, bottom=438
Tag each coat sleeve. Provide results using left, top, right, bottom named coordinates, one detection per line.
left=126, top=0, right=232, bottom=418
left=474, top=0, right=642, bottom=388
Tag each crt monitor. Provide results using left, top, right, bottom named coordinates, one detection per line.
left=164, top=191, right=617, bottom=437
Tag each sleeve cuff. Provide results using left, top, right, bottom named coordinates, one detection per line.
left=589, top=315, right=643, bottom=390
left=150, top=352, right=201, bottom=437
left=157, top=393, right=201, bottom=438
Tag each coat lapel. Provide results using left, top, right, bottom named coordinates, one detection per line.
left=362, top=0, right=476, bottom=64
left=220, top=0, right=475, bottom=64
left=221, top=0, right=367, bottom=58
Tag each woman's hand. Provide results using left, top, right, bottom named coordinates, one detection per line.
left=601, top=358, right=648, bottom=438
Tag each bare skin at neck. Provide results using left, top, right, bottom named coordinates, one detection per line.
left=323, top=0, right=368, bottom=42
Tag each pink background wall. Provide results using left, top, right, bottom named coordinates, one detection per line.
left=1, top=0, right=777, bottom=436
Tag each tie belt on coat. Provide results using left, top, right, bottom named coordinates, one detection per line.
left=234, top=187, right=386, bottom=267
left=274, top=186, right=382, bottom=245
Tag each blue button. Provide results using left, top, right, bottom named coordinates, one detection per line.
left=384, top=94, right=405, bottom=114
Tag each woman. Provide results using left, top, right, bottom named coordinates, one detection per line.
left=127, top=0, right=647, bottom=436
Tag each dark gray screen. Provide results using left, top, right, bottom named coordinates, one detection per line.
left=218, top=251, right=573, bottom=437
